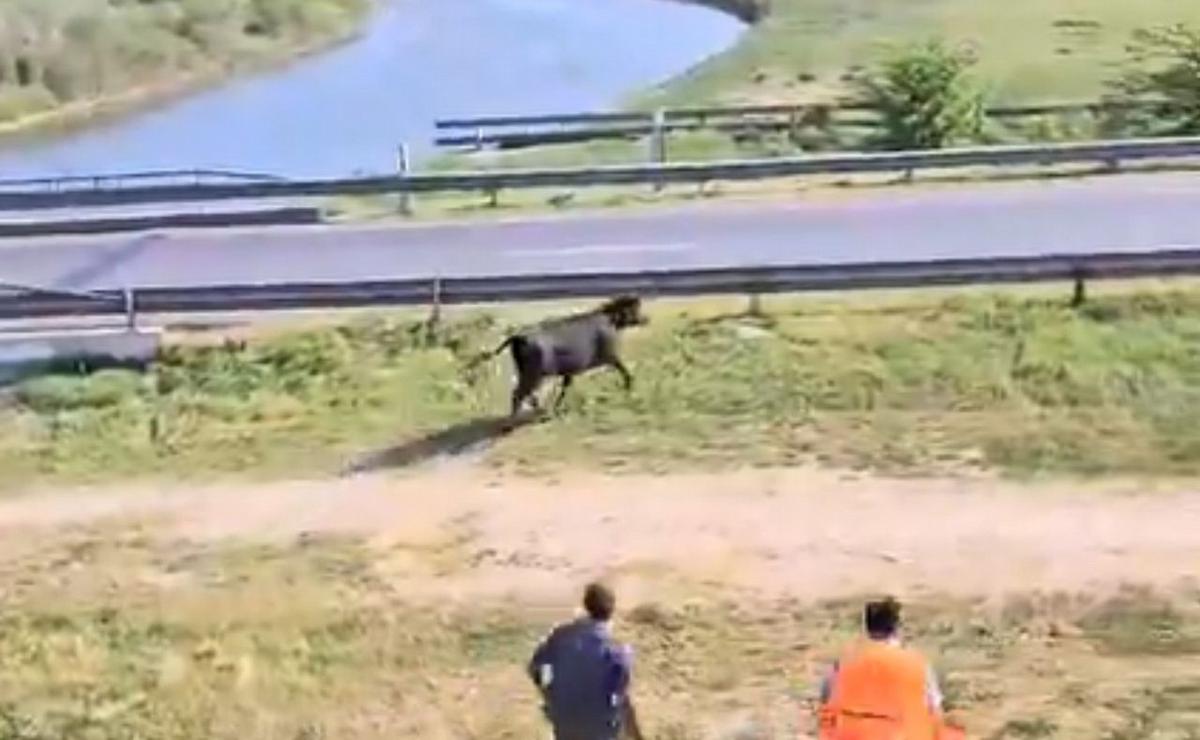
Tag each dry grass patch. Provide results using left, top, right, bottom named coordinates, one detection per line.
left=0, top=529, right=1199, bottom=738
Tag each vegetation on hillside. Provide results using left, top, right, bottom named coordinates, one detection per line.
left=0, top=0, right=367, bottom=127
left=1109, top=23, right=1200, bottom=135
left=438, top=13, right=1200, bottom=172
left=855, top=40, right=985, bottom=150
left=656, top=0, right=1200, bottom=107
left=6, top=285, right=1200, bottom=487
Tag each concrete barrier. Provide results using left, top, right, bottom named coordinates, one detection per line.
left=0, top=328, right=161, bottom=382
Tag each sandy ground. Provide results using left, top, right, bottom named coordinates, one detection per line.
left=1, top=467, right=1198, bottom=607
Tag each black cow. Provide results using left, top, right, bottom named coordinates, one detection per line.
left=474, top=295, right=649, bottom=416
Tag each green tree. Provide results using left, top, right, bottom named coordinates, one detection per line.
left=856, top=39, right=985, bottom=150
left=1109, top=24, right=1200, bottom=135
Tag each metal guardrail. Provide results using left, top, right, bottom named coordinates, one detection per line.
left=0, top=169, right=287, bottom=193
left=0, top=280, right=135, bottom=326
left=433, top=100, right=1157, bottom=150
left=434, top=100, right=1147, bottom=132
left=4, top=248, right=1200, bottom=323
left=434, top=103, right=854, bottom=130
left=1, top=134, right=1198, bottom=212
left=434, top=117, right=879, bottom=149
left=0, top=206, right=324, bottom=238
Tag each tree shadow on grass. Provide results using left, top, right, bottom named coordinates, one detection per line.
left=341, top=409, right=544, bottom=476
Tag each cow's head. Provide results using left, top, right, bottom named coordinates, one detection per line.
left=600, top=294, right=648, bottom=329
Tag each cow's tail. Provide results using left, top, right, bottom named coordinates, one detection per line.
left=465, top=336, right=515, bottom=370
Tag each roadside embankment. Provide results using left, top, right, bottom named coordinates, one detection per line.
left=5, top=283, right=1200, bottom=489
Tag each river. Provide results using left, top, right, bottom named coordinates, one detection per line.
left=0, top=0, right=742, bottom=180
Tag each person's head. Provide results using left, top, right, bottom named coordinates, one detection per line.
left=864, top=596, right=902, bottom=640
left=583, top=581, right=616, bottom=622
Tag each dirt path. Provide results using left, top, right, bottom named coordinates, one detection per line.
left=2, top=468, right=1198, bottom=604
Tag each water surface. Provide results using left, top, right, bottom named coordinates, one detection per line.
left=0, top=0, right=742, bottom=179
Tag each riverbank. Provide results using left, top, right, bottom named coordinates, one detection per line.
left=0, top=0, right=370, bottom=142
left=677, top=0, right=765, bottom=24
left=0, top=0, right=742, bottom=179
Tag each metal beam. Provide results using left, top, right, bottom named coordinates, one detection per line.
left=3, top=247, right=1199, bottom=322
left=2, top=135, right=1198, bottom=211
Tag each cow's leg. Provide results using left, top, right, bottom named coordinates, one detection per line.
left=511, top=373, right=543, bottom=417
left=608, top=358, right=634, bottom=391
left=553, top=374, right=575, bottom=413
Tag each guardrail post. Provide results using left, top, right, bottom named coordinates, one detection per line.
left=748, top=292, right=763, bottom=316
left=123, top=288, right=138, bottom=330
left=650, top=108, right=667, bottom=192
left=397, top=143, right=414, bottom=216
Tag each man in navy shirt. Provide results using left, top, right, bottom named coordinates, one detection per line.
left=528, top=582, right=642, bottom=740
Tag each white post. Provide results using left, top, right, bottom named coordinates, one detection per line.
left=397, top=143, right=413, bottom=216
left=650, top=108, right=667, bottom=192
left=123, top=287, right=137, bottom=330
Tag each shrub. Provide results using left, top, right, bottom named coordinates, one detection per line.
left=856, top=39, right=985, bottom=150
left=1107, top=24, right=1200, bottom=135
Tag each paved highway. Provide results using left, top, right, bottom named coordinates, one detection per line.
left=2, top=173, right=1198, bottom=293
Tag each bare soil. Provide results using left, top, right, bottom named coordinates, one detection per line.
left=4, top=467, right=1197, bottom=606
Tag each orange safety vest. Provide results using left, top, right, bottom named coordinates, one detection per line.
left=818, top=640, right=965, bottom=740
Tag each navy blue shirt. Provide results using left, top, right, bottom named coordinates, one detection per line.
left=528, top=617, right=633, bottom=736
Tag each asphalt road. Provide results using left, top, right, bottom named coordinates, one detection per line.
left=2, top=173, right=1199, bottom=293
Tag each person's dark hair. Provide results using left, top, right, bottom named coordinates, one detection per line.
left=583, top=582, right=616, bottom=621
left=864, top=597, right=902, bottom=638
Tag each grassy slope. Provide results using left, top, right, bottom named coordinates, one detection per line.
left=6, top=283, right=1200, bottom=489
left=426, top=0, right=1200, bottom=172
left=0, top=0, right=367, bottom=131
left=650, top=0, right=1200, bottom=107
left=2, top=531, right=1199, bottom=739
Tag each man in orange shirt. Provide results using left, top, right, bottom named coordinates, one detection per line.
left=817, top=597, right=964, bottom=740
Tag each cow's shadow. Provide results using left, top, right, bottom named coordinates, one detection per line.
left=341, top=409, right=544, bottom=476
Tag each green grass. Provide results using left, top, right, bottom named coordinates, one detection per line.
left=0, top=0, right=367, bottom=131
left=7, top=284, right=1200, bottom=488
left=654, top=0, right=1200, bottom=107
left=1, top=529, right=1198, bottom=739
